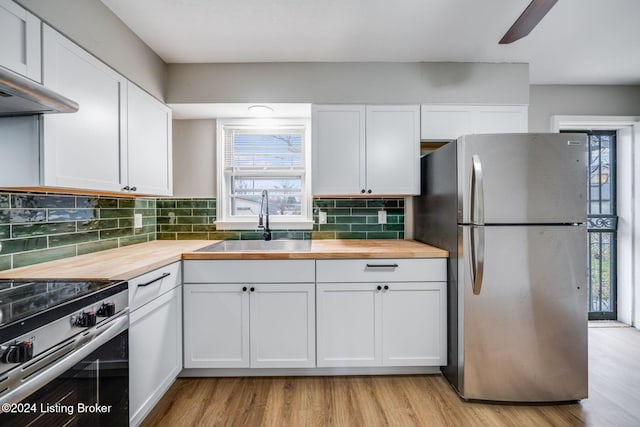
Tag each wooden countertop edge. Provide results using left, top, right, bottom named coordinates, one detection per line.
left=0, top=240, right=448, bottom=280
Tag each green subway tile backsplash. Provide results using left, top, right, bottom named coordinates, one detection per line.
left=0, top=192, right=405, bottom=272
left=0, top=190, right=157, bottom=272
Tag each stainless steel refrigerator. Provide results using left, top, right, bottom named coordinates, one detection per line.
left=414, top=133, right=588, bottom=402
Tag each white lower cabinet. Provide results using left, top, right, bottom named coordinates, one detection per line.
left=128, top=263, right=182, bottom=427
left=183, top=260, right=316, bottom=369
left=184, top=283, right=315, bottom=368
left=316, top=259, right=447, bottom=368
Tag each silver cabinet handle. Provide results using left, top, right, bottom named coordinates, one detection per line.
left=0, top=312, right=128, bottom=406
left=470, top=155, right=485, bottom=295
left=138, top=272, right=170, bottom=287
left=365, top=264, right=399, bottom=268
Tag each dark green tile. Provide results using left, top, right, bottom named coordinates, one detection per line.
left=12, top=222, right=76, bottom=238
left=77, top=219, right=119, bottom=231
left=313, top=199, right=335, bottom=208
left=0, top=210, right=8, bottom=223
left=351, top=208, right=379, bottom=216
left=177, top=232, right=209, bottom=240
left=398, top=232, right=405, bottom=239
left=0, top=194, right=9, bottom=208
left=77, top=239, right=118, bottom=255
left=208, top=232, right=241, bottom=240
left=387, top=215, right=403, bottom=224
left=134, top=225, right=156, bottom=235
left=366, top=232, right=399, bottom=240
left=160, top=224, right=192, bottom=232
left=317, top=224, right=350, bottom=232
left=366, top=199, right=400, bottom=208
left=325, top=208, right=350, bottom=216
left=119, top=234, right=148, bottom=246
left=383, top=224, right=404, bottom=232
left=239, top=232, right=265, bottom=240
left=192, top=224, right=217, bottom=232
left=119, top=218, right=134, bottom=228
left=156, top=199, right=177, bottom=209
left=157, top=233, right=177, bottom=240
left=158, top=208, right=192, bottom=217
left=272, top=231, right=305, bottom=240
left=142, top=217, right=156, bottom=226
left=134, top=209, right=156, bottom=217
left=335, top=232, right=367, bottom=239
left=385, top=209, right=404, bottom=216
left=0, top=237, right=47, bottom=254
left=134, top=199, right=150, bottom=209
left=177, top=200, right=209, bottom=209
left=178, top=216, right=208, bottom=225
left=334, top=216, right=367, bottom=224
left=100, top=228, right=134, bottom=239
left=76, top=197, right=118, bottom=209
left=12, top=194, right=75, bottom=209
left=352, top=224, right=383, bottom=232
left=49, top=231, right=99, bottom=247
left=117, top=199, right=136, bottom=208
left=100, top=209, right=134, bottom=219
left=0, top=225, right=9, bottom=239
left=13, top=246, right=77, bottom=268
left=9, top=209, right=46, bottom=223
left=335, top=199, right=367, bottom=208
left=192, top=209, right=215, bottom=217
left=0, top=254, right=11, bottom=271
left=48, top=209, right=95, bottom=222
left=311, top=231, right=336, bottom=240
left=208, top=199, right=217, bottom=209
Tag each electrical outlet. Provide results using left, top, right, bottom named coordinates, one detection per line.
left=134, top=213, right=143, bottom=229
left=318, top=210, right=327, bottom=224
left=378, top=210, right=387, bottom=224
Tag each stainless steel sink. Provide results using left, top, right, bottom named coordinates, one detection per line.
left=196, top=240, right=312, bottom=252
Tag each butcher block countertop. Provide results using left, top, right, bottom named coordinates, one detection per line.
left=0, top=240, right=447, bottom=280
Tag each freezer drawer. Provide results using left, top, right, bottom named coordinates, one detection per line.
left=458, top=133, right=587, bottom=224
left=457, top=224, right=588, bottom=402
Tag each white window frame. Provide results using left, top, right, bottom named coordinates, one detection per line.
left=215, top=118, right=313, bottom=230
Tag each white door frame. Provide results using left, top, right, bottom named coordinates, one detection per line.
left=552, top=115, right=640, bottom=327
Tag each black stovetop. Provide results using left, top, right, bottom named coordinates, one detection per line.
left=0, top=279, right=127, bottom=341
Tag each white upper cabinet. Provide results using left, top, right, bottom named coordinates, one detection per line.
left=421, top=104, right=528, bottom=141
left=0, top=0, right=41, bottom=82
left=312, top=104, right=420, bottom=196
left=127, top=82, right=172, bottom=196
left=42, top=24, right=127, bottom=192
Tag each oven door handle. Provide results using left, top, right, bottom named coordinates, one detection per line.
left=0, top=311, right=129, bottom=407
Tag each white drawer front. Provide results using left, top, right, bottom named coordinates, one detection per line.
left=316, top=258, right=445, bottom=283
left=184, top=260, right=315, bottom=283
left=129, top=262, right=182, bottom=310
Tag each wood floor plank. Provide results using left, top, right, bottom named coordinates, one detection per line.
left=142, top=327, right=640, bottom=427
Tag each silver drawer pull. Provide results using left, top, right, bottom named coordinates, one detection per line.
left=365, top=264, right=399, bottom=268
left=138, top=272, right=171, bottom=287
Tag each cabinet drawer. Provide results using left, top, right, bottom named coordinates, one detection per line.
left=129, top=262, right=181, bottom=310
left=184, top=260, right=315, bottom=283
left=316, top=258, right=445, bottom=283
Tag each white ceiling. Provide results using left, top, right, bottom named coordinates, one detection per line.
left=101, top=0, right=640, bottom=85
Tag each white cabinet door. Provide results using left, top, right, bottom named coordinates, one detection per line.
left=312, top=105, right=366, bottom=195
left=471, top=105, right=528, bottom=134
left=129, top=287, right=182, bottom=427
left=316, top=283, right=382, bottom=367
left=381, top=282, right=447, bottom=366
left=366, top=105, right=420, bottom=195
left=0, top=0, right=41, bottom=81
left=250, top=283, right=315, bottom=368
left=183, top=284, right=250, bottom=368
left=42, top=25, right=127, bottom=192
left=420, top=105, right=472, bottom=141
left=127, top=82, right=173, bottom=196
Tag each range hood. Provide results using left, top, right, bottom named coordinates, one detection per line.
left=0, top=67, right=79, bottom=116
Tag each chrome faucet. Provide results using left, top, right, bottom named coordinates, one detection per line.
left=258, top=189, right=272, bottom=241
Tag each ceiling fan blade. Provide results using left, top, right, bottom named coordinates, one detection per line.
left=499, top=0, right=558, bottom=44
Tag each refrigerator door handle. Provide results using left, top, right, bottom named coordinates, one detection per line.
left=470, top=154, right=485, bottom=295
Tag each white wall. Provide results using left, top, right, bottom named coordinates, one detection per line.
left=529, top=85, right=640, bottom=132
left=17, top=0, right=166, bottom=100
left=167, top=62, right=529, bottom=105
left=172, top=119, right=216, bottom=197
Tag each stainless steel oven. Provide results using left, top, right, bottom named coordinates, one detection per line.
left=0, top=279, right=129, bottom=426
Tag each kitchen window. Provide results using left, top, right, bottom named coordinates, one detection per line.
left=215, top=118, right=313, bottom=230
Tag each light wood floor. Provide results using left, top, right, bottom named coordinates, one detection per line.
left=143, top=326, right=640, bottom=427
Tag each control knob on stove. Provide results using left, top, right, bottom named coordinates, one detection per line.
left=97, top=302, right=116, bottom=317
left=74, top=311, right=97, bottom=327
left=1, top=341, right=34, bottom=364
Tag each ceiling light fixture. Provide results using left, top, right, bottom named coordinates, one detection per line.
left=248, top=104, right=274, bottom=115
